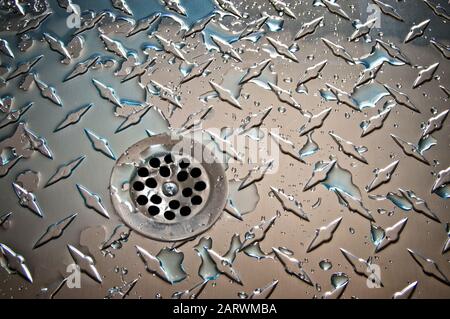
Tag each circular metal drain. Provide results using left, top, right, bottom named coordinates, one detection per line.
left=110, top=134, right=228, bottom=241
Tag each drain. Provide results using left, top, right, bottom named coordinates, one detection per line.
left=110, top=134, right=228, bottom=241
left=129, top=151, right=209, bottom=222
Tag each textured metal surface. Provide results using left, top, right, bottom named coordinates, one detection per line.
left=0, top=0, right=449, bottom=299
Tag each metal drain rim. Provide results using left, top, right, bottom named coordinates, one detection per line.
left=110, top=133, right=228, bottom=242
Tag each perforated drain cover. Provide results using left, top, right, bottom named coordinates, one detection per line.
left=110, top=134, right=228, bottom=241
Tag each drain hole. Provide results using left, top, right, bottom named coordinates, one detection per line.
left=177, top=171, right=188, bottom=182
left=190, top=167, right=202, bottom=178
left=159, top=166, right=171, bottom=177
left=133, top=181, right=145, bottom=191
left=148, top=205, right=160, bottom=216
left=138, top=167, right=149, bottom=177
left=182, top=188, right=193, bottom=197
left=149, top=157, right=160, bottom=168
left=169, top=200, right=180, bottom=209
left=164, top=154, right=174, bottom=164
left=150, top=194, right=162, bottom=204
left=146, top=177, right=157, bottom=188
left=179, top=159, right=190, bottom=169
left=194, top=181, right=206, bottom=191
left=137, top=195, right=148, bottom=205
left=191, top=195, right=202, bottom=205
left=180, top=206, right=191, bottom=216
left=164, top=211, right=175, bottom=220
